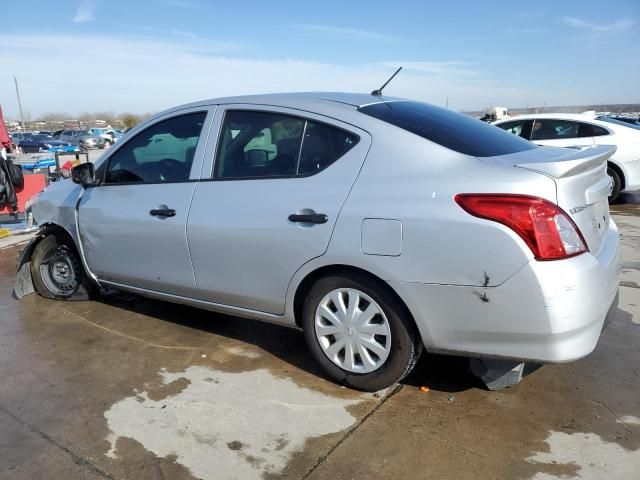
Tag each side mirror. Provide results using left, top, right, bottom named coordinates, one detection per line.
left=71, top=163, right=96, bottom=187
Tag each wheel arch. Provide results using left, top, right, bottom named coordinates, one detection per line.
left=21, top=222, right=81, bottom=266
left=292, top=264, right=418, bottom=335
left=608, top=160, right=626, bottom=190
left=38, top=222, right=78, bottom=247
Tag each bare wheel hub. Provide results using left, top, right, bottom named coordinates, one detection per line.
left=40, top=246, right=80, bottom=296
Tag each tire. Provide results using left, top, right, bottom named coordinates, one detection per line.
left=302, top=273, right=422, bottom=391
left=31, top=233, right=93, bottom=300
left=607, top=166, right=622, bottom=203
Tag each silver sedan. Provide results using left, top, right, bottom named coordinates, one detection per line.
left=17, top=93, right=620, bottom=391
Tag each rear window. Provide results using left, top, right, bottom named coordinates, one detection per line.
left=359, top=101, right=536, bottom=157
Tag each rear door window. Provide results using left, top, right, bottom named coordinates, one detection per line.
left=531, top=119, right=581, bottom=140
left=298, top=121, right=358, bottom=175
left=359, top=101, right=535, bottom=157
left=580, top=123, right=610, bottom=137
left=214, top=110, right=359, bottom=179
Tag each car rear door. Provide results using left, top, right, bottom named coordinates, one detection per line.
left=77, top=107, right=215, bottom=297
left=530, top=119, right=595, bottom=148
left=187, top=105, right=371, bottom=314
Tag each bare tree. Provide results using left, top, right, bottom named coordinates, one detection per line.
left=120, top=113, right=141, bottom=129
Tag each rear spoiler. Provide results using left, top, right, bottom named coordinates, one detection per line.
left=516, top=145, right=616, bottom=179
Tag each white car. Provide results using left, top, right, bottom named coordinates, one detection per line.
left=494, top=113, right=640, bottom=202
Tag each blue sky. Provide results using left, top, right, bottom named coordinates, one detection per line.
left=1, top=0, right=638, bottom=117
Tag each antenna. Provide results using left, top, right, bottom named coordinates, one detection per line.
left=371, top=66, right=402, bottom=97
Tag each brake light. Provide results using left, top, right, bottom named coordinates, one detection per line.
left=454, top=194, right=588, bottom=260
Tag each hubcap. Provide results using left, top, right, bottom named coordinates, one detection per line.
left=40, top=247, right=80, bottom=296
left=315, top=288, right=391, bottom=374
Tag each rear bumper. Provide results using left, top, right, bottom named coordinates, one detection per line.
left=391, top=219, right=621, bottom=363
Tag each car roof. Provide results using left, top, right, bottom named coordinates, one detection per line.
left=160, top=92, right=404, bottom=116
left=495, top=112, right=598, bottom=122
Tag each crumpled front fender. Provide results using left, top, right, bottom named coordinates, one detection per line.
left=14, top=237, right=40, bottom=299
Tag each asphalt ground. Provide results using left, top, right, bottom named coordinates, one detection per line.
left=0, top=192, right=638, bottom=480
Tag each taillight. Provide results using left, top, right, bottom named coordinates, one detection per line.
left=454, top=194, right=588, bottom=261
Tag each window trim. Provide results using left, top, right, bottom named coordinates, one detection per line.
left=98, top=109, right=211, bottom=186
left=210, top=108, right=361, bottom=181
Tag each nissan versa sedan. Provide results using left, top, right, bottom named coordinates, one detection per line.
left=15, top=93, right=621, bottom=391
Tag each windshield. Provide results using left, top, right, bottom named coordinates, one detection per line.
left=33, top=135, right=55, bottom=140
left=596, top=116, right=640, bottom=131
left=359, top=101, right=536, bottom=157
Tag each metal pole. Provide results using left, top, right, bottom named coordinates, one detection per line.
left=14, top=76, right=25, bottom=130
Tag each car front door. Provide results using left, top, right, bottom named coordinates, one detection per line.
left=530, top=119, right=595, bottom=148
left=187, top=105, right=371, bottom=314
left=77, top=107, right=214, bottom=297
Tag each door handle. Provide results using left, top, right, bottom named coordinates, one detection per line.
left=149, top=208, right=176, bottom=218
left=288, top=213, right=328, bottom=224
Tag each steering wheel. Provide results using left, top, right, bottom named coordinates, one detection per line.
left=157, top=158, right=188, bottom=182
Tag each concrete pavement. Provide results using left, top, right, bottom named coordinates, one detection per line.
left=0, top=194, right=638, bottom=480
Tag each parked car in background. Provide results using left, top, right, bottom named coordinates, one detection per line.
left=608, top=116, right=640, bottom=126
left=18, top=93, right=620, bottom=392
left=58, top=130, right=106, bottom=150
left=89, top=127, right=124, bottom=147
left=17, top=134, right=73, bottom=153
left=494, top=113, right=640, bottom=202
left=10, top=131, right=34, bottom=146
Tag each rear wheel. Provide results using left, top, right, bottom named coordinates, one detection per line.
left=302, top=273, right=421, bottom=391
left=607, top=166, right=622, bottom=203
left=31, top=234, right=93, bottom=300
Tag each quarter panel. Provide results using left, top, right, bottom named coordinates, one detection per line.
left=325, top=129, right=557, bottom=287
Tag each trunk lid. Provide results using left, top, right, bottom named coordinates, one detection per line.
left=492, top=145, right=616, bottom=255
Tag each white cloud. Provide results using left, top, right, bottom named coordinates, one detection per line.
left=0, top=32, right=629, bottom=118
left=293, top=24, right=399, bottom=42
left=73, top=0, right=97, bottom=23
left=171, top=29, right=197, bottom=38
left=138, top=26, right=198, bottom=38
left=564, top=16, right=635, bottom=32
left=377, top=61, right=481, bottom=77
